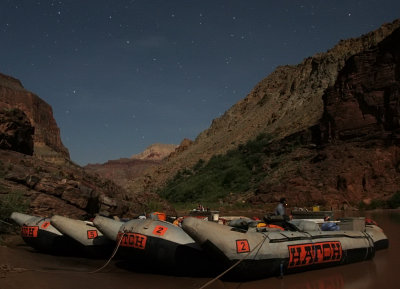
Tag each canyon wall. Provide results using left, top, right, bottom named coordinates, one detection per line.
left=0, top=73, right=70, bottom=164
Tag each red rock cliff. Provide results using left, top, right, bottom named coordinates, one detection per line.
left=320, top=28, right=400, bottom=143
left=0, top=73, right=70, bottom=163
left=251, top=25, right=400, bottom=209
left=127, top=19, right=400, bottom=196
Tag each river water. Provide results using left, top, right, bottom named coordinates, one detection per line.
left=1, top=210, right=398, bottom=289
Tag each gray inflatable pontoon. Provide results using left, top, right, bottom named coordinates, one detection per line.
left=182, top=217, right=388, bottom=280
left=10, top=212, right=82, bottom=255
left=50, top=215, right=114, bottom=257
left=93, top=215, right=215, bottom=275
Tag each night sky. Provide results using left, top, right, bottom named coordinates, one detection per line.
left=1, top=1, right=399, bottom=165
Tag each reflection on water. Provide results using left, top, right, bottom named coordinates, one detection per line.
left=214, top=210, right=399, bottom=289
left=228, top=259, right=378, bottom=289
left=288, top=272, right=344, bottom=289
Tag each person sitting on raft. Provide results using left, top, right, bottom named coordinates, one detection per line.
left=275, top=197, right=288, bottom=217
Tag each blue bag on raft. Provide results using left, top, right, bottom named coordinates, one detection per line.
left=321, top=222, right=340, bottom=231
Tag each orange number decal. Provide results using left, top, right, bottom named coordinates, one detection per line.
left=41, top=222, right=51, bottom=229
left=236, top=239, right=250, bottom=253
left=153, top=225, right=168, bottom=236
left=87, top=230, right=98, bottom=239
left=21, top=226, right=39, bottom=238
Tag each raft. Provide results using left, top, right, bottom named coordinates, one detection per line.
left=50, top=215, right=115, bottom=257
left=182, top=217, right=388, bottom=280
left=10, top=212, right=82, bottom=255
left=93, top=215, right=215, bottom=275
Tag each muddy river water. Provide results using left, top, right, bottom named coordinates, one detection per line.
left=0, top=210, right=398, bottom=289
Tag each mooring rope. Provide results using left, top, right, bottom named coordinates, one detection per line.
left=88, top=233, right=126, bottom=274
left=197, top=235, right=268, bottom=289
left=0, top=219, right=13, bottom=226
left=1, top=233, right=126, bottom=276
left=362, top=231, right=374, bottom=260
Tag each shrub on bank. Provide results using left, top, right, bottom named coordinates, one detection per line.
left=388, top=191, right=400, bottom=209
left=159, top=133, right=273, bottom=204
left=0, top=190, right=28, bottom=233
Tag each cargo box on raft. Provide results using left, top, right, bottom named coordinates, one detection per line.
left=182, top=216, right=389, bottom=281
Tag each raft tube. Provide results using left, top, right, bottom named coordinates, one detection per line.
left=182, top=217, right=377, bottom=280
left=10, top=212, right=82, bottom=255
left=92, top=215, right=124, bottom=241
left=51, top=215, right=114, bottom=257
left=365, top=224, right=389, bottom=250
left=94, top=216, right=214, bottom=275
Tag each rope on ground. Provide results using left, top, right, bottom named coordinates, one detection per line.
left=88, top=233, right=125, bottom=274
left=1, top=233, right=126, bottom=275
left=197, top=235, right=267, bottom=289
left=0, top=219, right=13, bottom=226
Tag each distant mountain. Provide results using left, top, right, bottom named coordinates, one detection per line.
left=84, top=143, right=178, bottom=189
left=131, top=143, right=178, bottom=161
left=128, top=19, right=400, bottom=210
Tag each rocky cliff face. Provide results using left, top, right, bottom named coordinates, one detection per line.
left=85, top=158, right=162, bottom=189
left=84, top=143, right=177, bottom=189
left=0, top=108, right=34, bottom=155
left=126, top=19, right=400, bottom=209
left=0, top=149, right=175, bottom=219
left=320, top=27, right=400, bottom=143
left=0, top=73, right=69, bottom=164
left=0, top=73, right=175, bottom=219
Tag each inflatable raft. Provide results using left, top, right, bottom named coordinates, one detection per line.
left=10, top=212, right=82, bottom=255
left=50, top=215, right=115, bottom=257
left=93, top=215, right=215, bottom=275
left=182, top=217, right=388, bottom=280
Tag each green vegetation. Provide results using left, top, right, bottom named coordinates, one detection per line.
left=144, top=200, right=165, bottom=213
left=387, top=191, right=400, bottom=209
left=0, top=190, right=29, bottom=220
left=159, top=133, right=274, bottom=204
left=173, top=200, right=254, bottom=211
left=0, top=190, right=29, bottom=233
